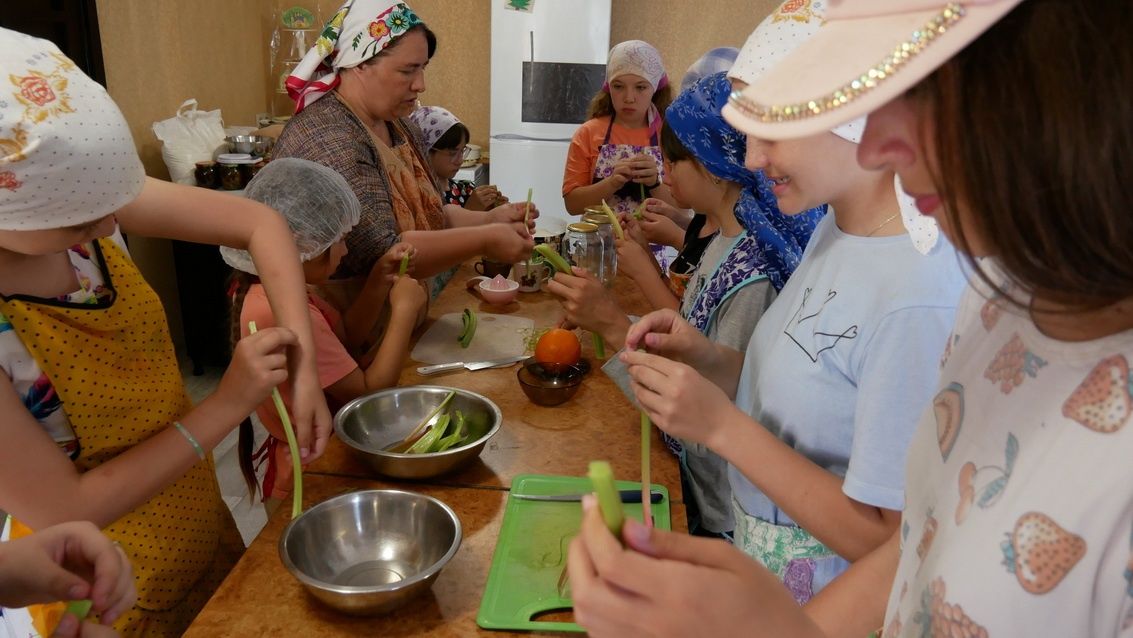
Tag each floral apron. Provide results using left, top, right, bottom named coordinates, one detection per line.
left=590, top=116, right=677, bottom=272
left=732, top=497, right=840, bottom=606
left=0, top=238, right=242, bottom=637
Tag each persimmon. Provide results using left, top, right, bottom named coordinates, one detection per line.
left=534, top=328, right=581, bottom=373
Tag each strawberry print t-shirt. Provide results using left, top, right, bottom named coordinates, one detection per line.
left=883, top=273, right=1133, bottom=637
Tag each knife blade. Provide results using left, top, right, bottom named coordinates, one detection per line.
left=416, top=354, right=529, bottom=376
left=511, top=489, right=663, bottom=504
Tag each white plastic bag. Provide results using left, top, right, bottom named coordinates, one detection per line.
left=152, top=99, right=227, bottom=184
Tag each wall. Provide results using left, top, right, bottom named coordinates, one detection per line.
left=96, top=0, right=273, bottom=351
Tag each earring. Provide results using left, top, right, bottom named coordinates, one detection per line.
left=712, top=176, right=721, bottom=185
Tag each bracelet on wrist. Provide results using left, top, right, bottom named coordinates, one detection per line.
left=173, top=421, right=206, bottom=460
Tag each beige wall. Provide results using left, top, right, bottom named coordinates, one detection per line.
left=96, top=0, right=273, bottom=350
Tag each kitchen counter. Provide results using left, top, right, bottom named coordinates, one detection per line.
left=185, top=261, right=686, bottom=635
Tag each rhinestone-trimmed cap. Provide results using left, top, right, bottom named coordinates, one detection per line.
left=723, top=0, right=1024, bottom=140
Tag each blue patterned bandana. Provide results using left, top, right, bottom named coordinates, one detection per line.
left=665, top=72, right=825, bottom=296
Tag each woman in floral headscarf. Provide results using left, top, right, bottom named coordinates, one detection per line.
left=274, top=0, right=536, bottom=306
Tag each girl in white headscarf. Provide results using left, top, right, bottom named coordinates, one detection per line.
left=562, top=40, right=681, bottom=221
left=409, top=105, right=509, bottom=211
left=0, top=28, right=330, bottom=637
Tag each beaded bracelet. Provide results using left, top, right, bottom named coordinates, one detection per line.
left=173, top=421, right=206, bottom=460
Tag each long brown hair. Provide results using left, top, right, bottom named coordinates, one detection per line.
left=918, top=0, right=1132, bottom=310
left=228, top=270, right=262, bottom=500
left=587, top=84, right=673, bottom=121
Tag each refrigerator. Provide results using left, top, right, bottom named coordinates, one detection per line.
left=490, top=0, right=612, bottom=228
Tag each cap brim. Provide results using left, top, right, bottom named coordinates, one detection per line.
left=723, top=1, right=1022, bottom=140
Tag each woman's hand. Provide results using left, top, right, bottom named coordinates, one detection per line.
left=638, top=209, right=685, bottom=250
left=615, top=238, right=657, bottom=283
left=568, top=496, right=821, bottom=638
left=389, top=275, right=427, bottom=320
left=0, top=521, right=136, bottom=631
left=605, top=160, right=635, bottom=189
left=487, top=201, right=538, bottom=236
left=621, top=349, right=745, bottom=448
left=542, top=267, right=629, bottom=346
left=481, top=223, right=536, bottom=264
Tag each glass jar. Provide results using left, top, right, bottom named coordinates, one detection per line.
left=193, top=161, right=217, bottom=189
left=241, top=160, right=265, bottom=186
left=582, top=209, right=619, bottom=287
left=219, top=162, right=243, bottom=190
left=562, top=222, right=604, bottom=280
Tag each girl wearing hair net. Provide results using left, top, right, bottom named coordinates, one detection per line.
left=224, top=159, right=425, bottom=508
left=0, top=29, right=331, bottom=636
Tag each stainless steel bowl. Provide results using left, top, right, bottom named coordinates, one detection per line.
left=279, top=490, right=461, bottom=615
left=334, top=386, right=502, bottom=479
left=226, top=134, right=273, bottom=156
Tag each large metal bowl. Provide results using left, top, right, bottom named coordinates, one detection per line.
left=279, top=490, right=461, bottom=615
left=334, top=386, right=502, bottom=479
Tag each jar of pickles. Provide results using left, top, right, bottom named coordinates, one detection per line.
left=582, top=208, right=619, bottom=287
left=562, top=222, right=605, bottom=281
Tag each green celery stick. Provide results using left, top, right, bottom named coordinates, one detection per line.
left=524, top=187, right=533, bottom=228
left=64, top=599, right=92, bottom=621
left=599, top=199, right=625, bottom=240
left=641, top=411, right=652, bottom=527
left=386, top=391, right=455, bottom=452
left=592, top=332, right=606, bottom=359
left=398, top=251, right=410, bottom=275
left=248, top=321, right=303, bottom=520
left=534, top=243, right=571, bottom=274
left=588, top=460, right=625, bottom=540
left=407, top=414, right=450, bottom=454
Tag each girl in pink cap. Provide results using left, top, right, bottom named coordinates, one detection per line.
left=567, top=1, right=1133, bottom=637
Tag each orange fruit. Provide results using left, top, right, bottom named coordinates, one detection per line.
left=534, top=328, right=581, bottom=373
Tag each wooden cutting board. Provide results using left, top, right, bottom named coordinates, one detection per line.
left=410, top=311, right=534, bottom=365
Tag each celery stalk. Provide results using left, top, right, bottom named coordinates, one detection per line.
left=588, top=460, right=625, bottom=539
left=248, top=321, right=303, bottom=520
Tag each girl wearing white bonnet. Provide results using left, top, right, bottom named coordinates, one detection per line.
left=562, top=39, right=682, bottom=223
left=0, top=28, right=331, bottom=636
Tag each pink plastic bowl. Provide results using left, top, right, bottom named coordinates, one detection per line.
left=477, top=278, right=519, bottom=305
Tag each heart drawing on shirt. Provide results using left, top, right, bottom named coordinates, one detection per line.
left=783, top=287, right=858, bottom=363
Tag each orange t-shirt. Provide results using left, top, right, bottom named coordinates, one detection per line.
left=562, top=116, right=658, bottom=196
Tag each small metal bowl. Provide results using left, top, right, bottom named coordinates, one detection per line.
left=279, top=489, right=461, bottom=615
left=517, top=357, right=585, bottom=406
left=226, top=134, right=273, bottom=156
left=334, top=386, right=502, bottom=479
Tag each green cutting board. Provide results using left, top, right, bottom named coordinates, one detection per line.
left=477, top=473, right=671, bottom=633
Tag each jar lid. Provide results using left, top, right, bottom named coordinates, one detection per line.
left=582, top=211, right=612, bottom=225
left=567, top=222, right=599, bottom=233
left=216, top=153, right=256, bottom=164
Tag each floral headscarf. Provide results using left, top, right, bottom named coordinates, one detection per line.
left=0, top=28, right=144, bottom=230
left=666, top=72, right=824, bottom=293
left=407, top=105, right=460, bottom=150
left=285, top=0, right=425, bottom=113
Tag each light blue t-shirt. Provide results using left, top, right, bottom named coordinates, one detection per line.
left=730, top=215, right=967, bottom=524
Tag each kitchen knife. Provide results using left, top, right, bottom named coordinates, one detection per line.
left=417, top=354, right=529, bottom=376
left=511, top=489, right=663, bottom=504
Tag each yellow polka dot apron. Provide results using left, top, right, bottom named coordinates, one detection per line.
left=0, top=238, right=243, bottom=637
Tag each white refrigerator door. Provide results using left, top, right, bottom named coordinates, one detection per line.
left=490, top=0, right=611, bottom=139
left=490, top=138, right=572, bottom=227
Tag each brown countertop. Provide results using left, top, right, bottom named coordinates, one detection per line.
left=186, top=262, right=687, bottom=635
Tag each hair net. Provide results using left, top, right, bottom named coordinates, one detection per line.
left=220, top=158, right=361, bottom=275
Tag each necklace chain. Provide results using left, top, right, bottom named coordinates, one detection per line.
left=865, top=212, right=901, bottom=237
